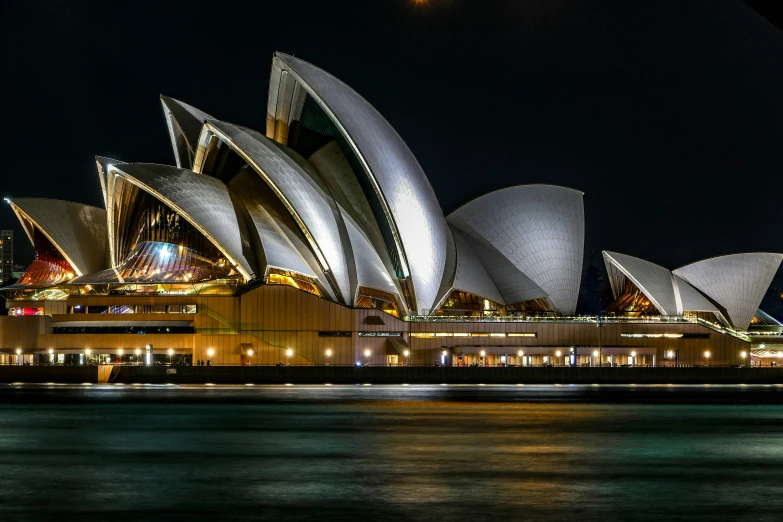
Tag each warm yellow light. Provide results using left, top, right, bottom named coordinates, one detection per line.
left=247, top=349, right=254, bottom=356
left=403, top=350, right=409, bottom=357
left=325, top=349, right=332, bottom=357
left=364, top=349, right=371, bottom=357
left=286, top=349, right=293, bottom=357
left=135, top=349, right=141, bottom=356
left=16, top=349, right=22, bottom=355
left=207, top=348, right=215, bottom=357
left=778, top=352, right=783, bottom=359
left=442, top=350, right=447, bottom=356
left=740, top=351, right=747, bottom=358
left=168, top=349, right=174, bottom=356
left=667, top=350, right=674, bottom=358
left=555, top=350, right=562, bottom=357
left=592, top=350, right=599, bottom=357
left=49, top=349, right=54, bottom=355
left=704, top=351, right=711, bottom=359
left=480, top=350, right=486, bottom=357
left=518, top=350, right=524, bottom=357
left=118, top=349, right=123, bottom=355
left=630, top=351, right=636, bottom=357
left=85, top=349, right=91, bottom=355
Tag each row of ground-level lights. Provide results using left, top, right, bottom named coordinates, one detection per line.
left=13, top=348, right=776, bottom=365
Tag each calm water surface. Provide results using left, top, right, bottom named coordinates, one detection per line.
left=1, top=384, right=782, bottom=521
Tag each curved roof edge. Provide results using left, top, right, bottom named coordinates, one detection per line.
left=449, top=184, right=585, bottom=216
left=96, top=156, right=124, bottom=208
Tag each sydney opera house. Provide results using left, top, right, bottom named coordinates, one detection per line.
left=1, top=53, right=781, bottom=368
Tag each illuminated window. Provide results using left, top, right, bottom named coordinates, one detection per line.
left=266, top=268, right=322, bottom=297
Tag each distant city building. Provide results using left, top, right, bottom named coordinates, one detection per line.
left=0, top=230, right=12, bottom=281
left=0, top=53, right=781, bottom=367
left=12, top=264, right=25, bottom=279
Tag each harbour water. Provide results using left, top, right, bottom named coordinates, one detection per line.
left=1, top=384, right=782, bottom=521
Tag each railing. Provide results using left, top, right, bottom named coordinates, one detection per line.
left=405, top=314, right=753, bottom=342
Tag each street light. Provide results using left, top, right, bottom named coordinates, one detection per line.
left=364, top=348, right=371, bottom=365
left=168, top=348, right=174, bottom=366
left=49, top=349, right=54, bottom=364
left=704, top=350, right=711, bottom=365
left=403, top=349, right=409, bottom=366
left=555, top=350, right=562, bottom=366
left=325, top=348, right=332, bottom=365
left=16, top=348, right=21, bottom=365
left=286, top=348, right=293, bottom=365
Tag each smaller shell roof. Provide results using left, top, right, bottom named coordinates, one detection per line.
left=8, top=198, right=108, bottom=276
left=673, top=253, right=783, bottom=330
left=109, top=163, right=257, bottom=281
left=448, top=184, right=585, bottom=315
left=603, top=251, right=677, bottom=315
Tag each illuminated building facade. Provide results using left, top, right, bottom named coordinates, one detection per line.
left=1, top=53, right=781, bottom=368
left=0, top=230, right=12, bottom=282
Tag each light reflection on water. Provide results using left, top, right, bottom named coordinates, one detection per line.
left=0, top=385, right=782, bottom=521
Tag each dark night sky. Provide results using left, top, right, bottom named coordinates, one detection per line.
left=2, top=0, right=781, bottom=275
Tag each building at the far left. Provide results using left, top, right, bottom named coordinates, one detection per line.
left=0, top=230, right=12, bottom=282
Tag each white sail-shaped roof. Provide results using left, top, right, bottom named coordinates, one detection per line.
left=448, top=185, right=585, bottom=315
left=109, top=163, right=257, bottom=281
left=451, top=226, right=504, bottom=305
left=268, top=53, right=452, bottom=314
left=160, top=96, right=212, bottom=169
left=8, top=198, right=108, bottom=277
left=603, top=251, right=678, bottom=315
left=673, top=253, right=783, bottom=330
left=198, top=120, right=352, bottom=304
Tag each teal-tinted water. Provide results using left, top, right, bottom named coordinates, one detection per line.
left=1, top=384, right=782, bottom=521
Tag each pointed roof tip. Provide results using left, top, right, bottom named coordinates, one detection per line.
left=603, top=251, right=670, bottom=269
left=95, top=155, right=123, bottom=163
left=674, top=252, right=783, bottom=271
